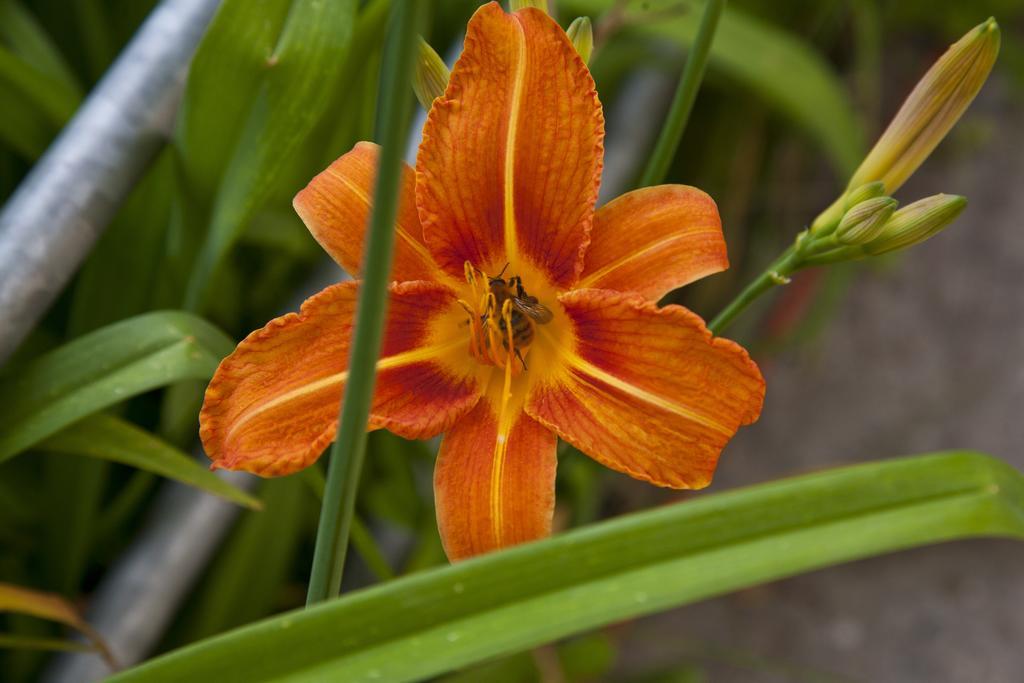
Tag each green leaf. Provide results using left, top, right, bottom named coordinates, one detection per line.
left=441, top=633, right=616, bottom=683
left=39, top=413, right=260, bottom=509
left=0, top=311, right=234, bottom=463
left=305, top=0, right=422, bottom=605
left=173, top=0, right=293, bottom=204
left=68, top=150, right=175, bottom=334
left=108, top=451, right=1024, bottom=683
left=0, top=634, right=93, bottom=655
left=0, top=0, right=81, bottom=94
left=569, top=0, right=864, bottom=174
left=180, top=0, right=359, bottom=309
left=0, top=44, right=79, bottom=158
left=0, top=0, right=81, bottom=158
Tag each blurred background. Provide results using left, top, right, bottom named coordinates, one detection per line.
left=1, top=0, right=1022, bottom=681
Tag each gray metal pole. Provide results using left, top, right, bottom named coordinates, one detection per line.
left=0, top=0, right=221, bottom=364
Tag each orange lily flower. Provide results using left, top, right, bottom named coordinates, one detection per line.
left=199, top=3, right=765, bottom=560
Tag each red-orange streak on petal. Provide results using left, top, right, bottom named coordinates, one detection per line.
left=200, top=281, right=480, bottom=477
left=434, top=400, right=556, bottom=561
left=293, top=142, right=441, bottom=283
left=416, top=3, right=604, bottom=288
left=578, top=185, right=728, bottom=301
left=527, top=289, right=765, bottom=489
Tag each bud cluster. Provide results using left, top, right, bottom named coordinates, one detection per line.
left=809, top=18, right=998, bottom=238
left=798, top=190, right=967, bottom=266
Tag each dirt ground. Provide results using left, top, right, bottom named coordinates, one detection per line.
left=612, top=82, right=1024, bottom=683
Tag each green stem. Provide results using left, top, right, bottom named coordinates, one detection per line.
left=301, top=465, right=395, bottom=582
left=707, top=246, right=801, bottom=335
left=306, top=0, right=420, bottom=606
left=637, top=0, right=726, bottom=187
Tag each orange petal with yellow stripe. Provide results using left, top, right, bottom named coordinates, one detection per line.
left=528, top=289, right=764, bottom=489
left=293, top=142, right=443, bottom=283
left=434, top=400, right=556, bottom=560
left=200, top=281, right=480, bottom=476
left=577, top=186, right=728, bottom=301
left=416, top=2, right=604, bottom=288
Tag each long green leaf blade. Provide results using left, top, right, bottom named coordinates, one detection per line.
left=108, top=451, right=1024, bottom=683
left=638, top=0, right=724, bottom=187
left=0, top=0, right=81, bottom=94
left=0, top=0, right=81, bottom=158
left=0, top=311, right=233, bottom=462
left=568, top=0, right=864, bottom=173
left=181, top=0, right=358, bottom=309
left=305, top=0, right=420, bottom=606
left=39, top=413, right=260, bottom=509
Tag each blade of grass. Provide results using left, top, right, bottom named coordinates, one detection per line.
left=0, top=44, right=80, bottom=158
left=305, top=0, right=421, bottom=605
left=0, top=634, right=94, bottom=655
left=0, top=0, right=81, bottom=93
left=301, top=465, right=395, bottom=582
left=0, top=582, right=116, bottom=669
left=0, top=311, right=234, bottom=463
left=181, top=0, right=359, bottom=311
left=40, top=413, right=261, bottom=509
left=108, top=451, right=1024, bottom=683
left=637, top=0, right=725, bottom=187
left=571, top=0, right=864, bottom=174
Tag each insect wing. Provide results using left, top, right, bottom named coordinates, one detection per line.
left=512, top=297, right=554, bottom=324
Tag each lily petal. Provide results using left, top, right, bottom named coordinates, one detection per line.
left=200, top=281, right=480, bottom=476
left=294, top=142, right=442, bottom=283
left=434, top=400, right=556, bottom=560
left=416, top=2, right=604, bottom=288
left=528, top=289, right=764, bottom=489
left=577, top=186, right=728, bottom=301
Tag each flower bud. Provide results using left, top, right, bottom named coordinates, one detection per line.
left=863, top=194, right=967, bottom=255
left=412, top=37, right=449, bottom=111
left=843, top=181, right=886, bottom=210
left=836, top=196, right=898, bottom=245
left=567, top=17, right=594, bottom=65
left=848, top=18, right=999, bottom=194
left=811, top=181, right=888, bottom=235
left=511, top=0, right=549, bottom=12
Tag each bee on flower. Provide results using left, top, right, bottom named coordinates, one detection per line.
left=199, top=2, right=765, bottom=561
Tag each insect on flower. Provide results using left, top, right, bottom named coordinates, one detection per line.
left=199, top=2, right=766, bottom=561
left=465, top=263, right=554, bottom=371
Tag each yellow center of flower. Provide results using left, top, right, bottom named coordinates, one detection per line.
left=432, top=260, right=572, bottom=430
left=457, top=261, right=553, bottom=378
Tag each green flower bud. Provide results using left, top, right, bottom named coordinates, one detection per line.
left=412, top=37, right=449, bottom=111
left=848, top=18, right=999, bottom=194
left=843, top=181, right=886, bottom=211
left=511, top=0, right=549, bottom=12
left=864, top=194, right=967, bottom=255
left=567, top=17, right=593, bottom=65
left=836, top=196, right=898, bottom=245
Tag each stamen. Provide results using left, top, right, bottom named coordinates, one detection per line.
left=503, top=300, right=517, bottom=398
left=458, top=259, right=531, bottom=377
left=456, top=299, right=481, bottom=358
left=485, top=292, right=502, bottom=365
